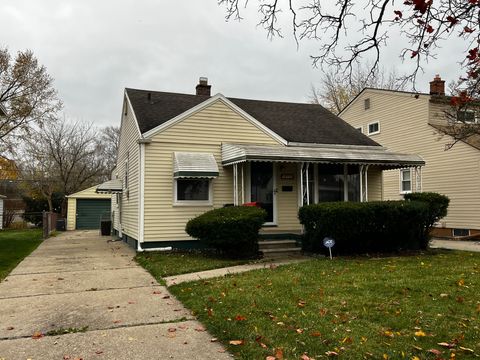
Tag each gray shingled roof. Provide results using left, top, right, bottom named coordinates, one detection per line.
left=126, top=88, right=380, bottom=147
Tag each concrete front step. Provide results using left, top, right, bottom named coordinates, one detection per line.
left=261, top=247, right=303, bottom=258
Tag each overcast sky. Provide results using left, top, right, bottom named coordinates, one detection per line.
left=0, top=1, right=466, bottom=127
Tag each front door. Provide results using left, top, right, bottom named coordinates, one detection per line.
left=250, top=162, right=275, bottom=224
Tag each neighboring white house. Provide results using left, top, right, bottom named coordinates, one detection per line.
left=340, top=75, right=480, bottom=238
left=96, top=78, right=424, bottom=251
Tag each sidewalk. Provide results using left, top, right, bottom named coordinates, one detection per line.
left=165, top=257, right=309, bottom=286
left=0, top=231, right=231, bottom=360
left=430, top=238, right=480, bottom=252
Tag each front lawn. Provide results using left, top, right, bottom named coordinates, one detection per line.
left=0, top=228, right=43, bottom=281
left=135, top=252, right=253, bottom=284
left=170, top=251, right=480, bottom=359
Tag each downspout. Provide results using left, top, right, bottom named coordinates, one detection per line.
left=137, top=138, right=150, bottom=252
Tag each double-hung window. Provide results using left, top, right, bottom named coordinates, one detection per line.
left=173, top=152, right=218, bottom=206
left=400, top=169, right=412, bottom=194
left=367, top=121, right=380, bottom=135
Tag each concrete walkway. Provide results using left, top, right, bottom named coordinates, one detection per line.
left=0, top=231, right=230, bottom=360
left=430, top=238, right=480, bottom=252
left=165, top=257, right=309, bottom=286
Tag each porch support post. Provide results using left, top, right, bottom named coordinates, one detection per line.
left=359, top=165, right=364, bottom=202
left=300, top=162, right=304, bottom=206
left=233, top=163, right=238, bottom=205
left=343, top=164, right=348, bottom=202
left=364, top=165, right=369, bottom=202
left=305, top=162, right=310, bottom=205
left=241, top=163, right=245, bottom=204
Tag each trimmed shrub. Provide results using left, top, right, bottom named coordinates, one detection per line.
left=299, top=201, right=429, bottom=254
left=185, top=206, right=267, bottom=258
left=404, top=192, right=450, bottom=246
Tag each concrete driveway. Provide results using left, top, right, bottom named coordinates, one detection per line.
left=0, top=231, right=230, bottom=360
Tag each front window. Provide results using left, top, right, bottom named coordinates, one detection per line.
left=175, top=178, right=211, bottom=204
left=318, top=164, right=344, bottom=202
left=400, top=169, right=412, bottom=193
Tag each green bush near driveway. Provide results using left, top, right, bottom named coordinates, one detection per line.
left=0, top=229, right=43, bottom=281
left=185, top=206, right=267, bottom=258
left=299, top=201, right=430, bottom=254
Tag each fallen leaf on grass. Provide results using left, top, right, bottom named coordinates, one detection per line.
left=274, top=348, right=284, bottom=359
left=310, top=331, right=321, bottom=337
left=266, top=357, right=276, bottom=360
left=229, top=340, right=245, bottom=346
left=428, top=349, right=442, bottom=356
left=168, top=328, right=176, bottom=333
left=325, top=351, right=338, bottom=357
left=296, top=328, right=304, bottom=334
left=210, top=338, right=218, bottom=342
left=234, top=315, right=247, bottom=321
left=438, top=342, right=455, bottom=348
left=414, top=330, right=426, bottom=337
left=457, top=279, right=465, bottom=287
left=195, top=326, right=206, bottom=332
left=459, top=346, right=474, bottom=353
left=152, top=291, right=161, bottom=295
left=298, top=300, right=306, bottom=308
left=382, top=330, right=394, bottom=338
left=300, top=354, right=312, bottom=360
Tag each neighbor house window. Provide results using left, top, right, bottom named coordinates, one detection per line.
left=364, top=98, right=370, bottom=110
left=452, top=228, right=470, bottom=237
left=400, top=169, right=412, bottom=194
left=174, top=178, right=212, bottom=205
left=456, top=110, right=476, bottom=123
left=367, top=121, right=380, bottom=135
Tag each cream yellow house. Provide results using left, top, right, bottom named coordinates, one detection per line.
left=97, top=78, right=424, bottom=250
left=340, top=75, right=480, bottom=238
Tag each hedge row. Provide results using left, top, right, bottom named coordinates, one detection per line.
left=185, top=206, right=266, bottom=258
left=299, top=200, right=431, bottom=254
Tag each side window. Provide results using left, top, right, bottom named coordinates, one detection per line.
left=367, top=121, right=380, bottom=135
left=400, top=169, right=412, bottom=194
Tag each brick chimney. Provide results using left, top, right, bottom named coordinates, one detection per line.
left=196, top=77, right=211, bottom=96
left=429, top=74, right=445, bottom=96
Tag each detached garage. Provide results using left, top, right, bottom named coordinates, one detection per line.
left=66, top=185, right=111, bottom=230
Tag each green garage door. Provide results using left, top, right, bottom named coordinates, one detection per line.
left=76, top=199, right=111, bottom=230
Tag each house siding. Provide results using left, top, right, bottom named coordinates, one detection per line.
left=112, top=96, right=141, bottom=240
left=143, top=99, right=286, bottom=242
left=341, top=89, right=480, bottom=231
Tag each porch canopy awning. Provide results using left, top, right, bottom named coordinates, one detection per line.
left=173, top=152, right=219, bottom=178
left=96, top=179, right=123, bottom=194
left=222, top=143, right=425, bottom=169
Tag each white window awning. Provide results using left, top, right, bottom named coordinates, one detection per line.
left=173, top=152, right=219, bottom=178
left=222, top=143, right=425, bottom=169
left=96, top=179, right=123, bottom=194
